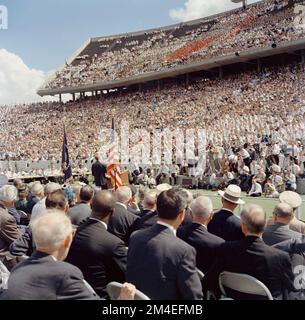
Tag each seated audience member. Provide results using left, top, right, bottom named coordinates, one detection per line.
left=177, top=188, right=193, bottom=227
left=204, top=204, right=296, bottom=300
left=1, top=211, right=136, bottom=300
left=0, top=185, right=22, bottom=270
left=208, top=185, right=245, bottom=241
left=6, top=186, right=21, bottom=226
left=108, top=186, right=139, bottom=244
left=129, top=191, right=157, bottom=233
left=279, top=191, right=305, bottom=234
left=15, top=184, right=28, bottom=213
left=263, top=203, right=303, bottom=246
left=248, top=177, right=262, bottom=197
left=127, top=188, right=203, bottom=300
left=68, top=185, right=94, bottom=225
left=284, top=168, right=297, bottom=192
left=127, top=185, right=141, bottom=216
left=177, top=196, right=224, bottom=273
left=26, top=182, right=44, bottom=214
left=66, top=191, right=127, bottom=299
left=31, top=182, right=61, bottom=220
left=9, top=190, right=69, bottom=258
left=264, top=178, right=279, bottom=198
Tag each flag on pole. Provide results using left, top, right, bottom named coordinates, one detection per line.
left=107, top=118, right=122, bottom=189
left=62, top=126, right=72, bottom=182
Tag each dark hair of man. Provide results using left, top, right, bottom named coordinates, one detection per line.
left=46, top=190, right=68, bottom=211
left=156, top=189, right=186, bottom=220
left=91, top=190, right=116, bottom=220
left=80, top=185, right=94, bottom=203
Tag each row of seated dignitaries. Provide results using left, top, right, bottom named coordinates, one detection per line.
left=0, top=183, right=304, bottom=299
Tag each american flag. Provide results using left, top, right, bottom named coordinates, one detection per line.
left=107, top=118, right=122, bottom=189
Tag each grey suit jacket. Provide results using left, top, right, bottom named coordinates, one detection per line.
left=0, top=204, right=22, bottom=269
left=263, top=223, right=303, bottom=246
left=68, top=203, right=92, bottom=225
left=1, top=251, right=99, bottom=300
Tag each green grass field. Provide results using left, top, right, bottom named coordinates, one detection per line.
left=191, top=190, right=305, bottom=220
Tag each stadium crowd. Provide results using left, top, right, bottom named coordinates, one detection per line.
left=45, top=0, right=305, bottom=88
left=1, top=62, right=305, bottom=196
left=0, top=177, right=305, bottom=300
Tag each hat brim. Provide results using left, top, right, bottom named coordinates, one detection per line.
left=218, top=190, right=245, bottom=205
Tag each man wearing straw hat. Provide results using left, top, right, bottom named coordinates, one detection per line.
left=208, top=185, right=245, bottom=241
left=279, top=191, right=305, bottom=234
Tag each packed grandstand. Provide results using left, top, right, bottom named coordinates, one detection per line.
left=1, top=0, right=305, bottom=195
left=39, top=0, right=305, bottom=90
left=3, top=0, right=305, bottom=303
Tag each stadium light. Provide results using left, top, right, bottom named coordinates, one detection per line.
left=231, top=0, right=247, bottom=9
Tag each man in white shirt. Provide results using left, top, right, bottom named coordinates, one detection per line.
left=31, top=182, right=61, bottom=220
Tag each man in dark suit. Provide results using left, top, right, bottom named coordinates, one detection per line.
left=0, top=185, right=22, bottom=270
left=127, top=188, right=203, bottom=300
left=129, top=191, right=157, bottom=233
left=68, top=185, right=94, bottom=225
left=204, top=204, right=296, bottom=300
left=9, top=189, right=69, bottom=258
left=2, top=210, right=135, bottom=300
left=177, top=196, right=224, bottom=273
left=2, top=210, right=99, bottom=300
left=263, top=203, right=303, bottom=246
left=108, top=186, right=139, bottom=244
left=91, top=153, right=107, bottom=189
left=208, top=184, right=244, bottom=241
left=66, top=191, right=127, bottom=299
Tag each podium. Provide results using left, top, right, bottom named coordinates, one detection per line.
left=107, top=170, right=129, bottom=189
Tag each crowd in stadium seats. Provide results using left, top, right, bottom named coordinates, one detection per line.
left=1, top=61, right=305, bottom=198
left=1, top=178, right=305, bottom=300
left=45, top=0, right=305, bottom=89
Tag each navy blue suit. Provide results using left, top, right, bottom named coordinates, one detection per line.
left=177, top=223, right=225, bottom=273
left=203, top=236, right=295, bottom=300
left=127, top=223, right=203, bottom=300
left=208, top=208, right=244, bottom=241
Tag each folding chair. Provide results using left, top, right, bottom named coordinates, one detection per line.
left=106, top=281, right=150, bottom=300
left=219, top=271, right=273, bottom=300
left=196, top=268, right=204, bottom=281
left=0, top=260, right=10, bottom=290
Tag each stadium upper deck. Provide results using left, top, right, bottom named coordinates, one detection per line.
left=38, top=0, right=305, bottom=97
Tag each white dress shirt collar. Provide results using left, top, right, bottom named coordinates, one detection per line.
left=89, top=218, right=108, bottom=230
left=157, top=221, right=176, bottom=236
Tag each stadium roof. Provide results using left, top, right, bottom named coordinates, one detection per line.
left=37, top=0, right=305, bottom=97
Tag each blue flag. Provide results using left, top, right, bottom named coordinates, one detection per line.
left=62, top=126, right=72, bottom=182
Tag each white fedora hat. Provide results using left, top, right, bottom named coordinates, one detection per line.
left=279, top=191, right=302, bottom=209
left=218, top=184, right=245, bottom=205
left=272, top=164, right=281, bottom=174
left=156, top=183, right=172, bottom=195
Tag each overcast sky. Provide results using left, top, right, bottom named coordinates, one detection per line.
left=0, top=0, right=259, bottom=105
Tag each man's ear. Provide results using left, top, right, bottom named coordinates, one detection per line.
left=64, top=233, right=73, bottom=249
left=179, top=209, right=186, bottom=222
left=190, top=211, right=194, bottom=221
left=65, top=203, right=69, bottom=214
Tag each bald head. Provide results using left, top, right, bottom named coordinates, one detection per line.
left=143, top=191, right=157, bottom=211
left=273, top=203, right=294, bottom=224
left=191, top=196, right=213, bottom=218
left=91, top=190, right=116, bottom=220
left=115, top=186, right=132, bottom=205
left=240, top=204, right=266, bottom=235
